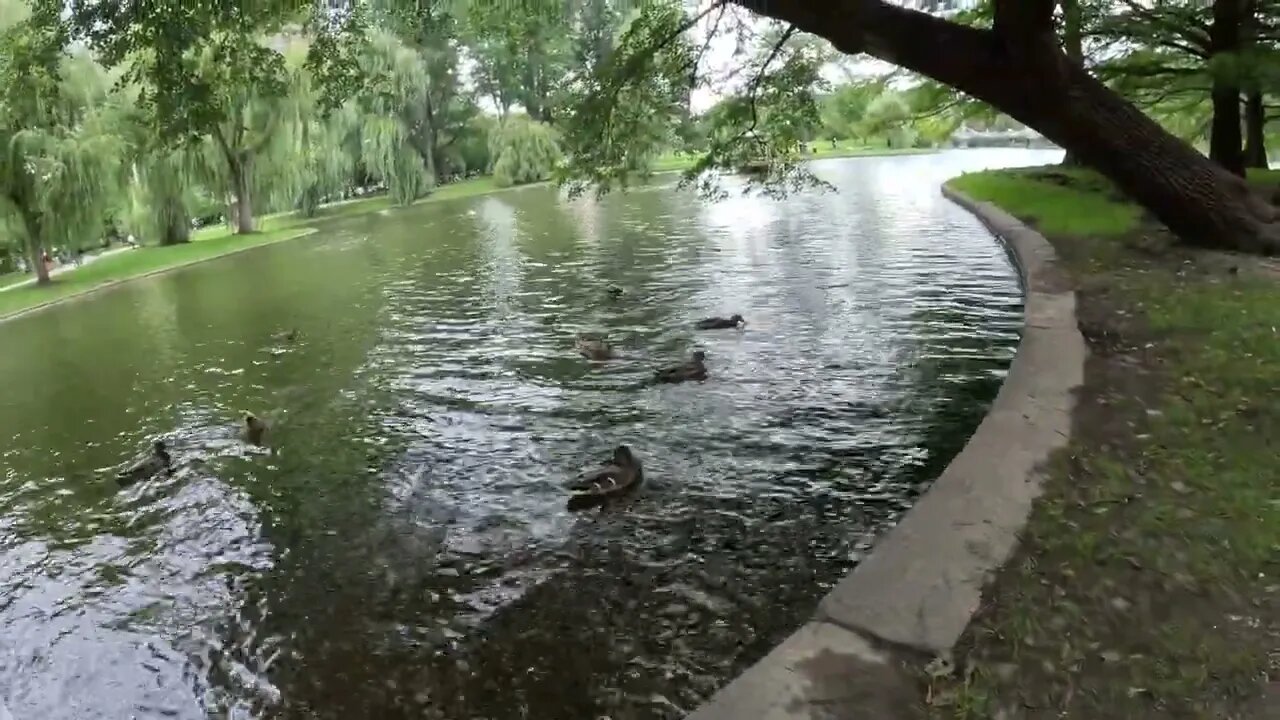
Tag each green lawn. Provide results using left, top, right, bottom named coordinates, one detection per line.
left=0, top=176, right=502, bottom=321
left=930, top=168, right=1280, bottom=718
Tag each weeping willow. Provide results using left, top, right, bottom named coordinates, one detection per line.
left=356, top=30, right=432, bottom=206
left=0, top=6, right=127, bottom=282
left=268, top=50, right=361, bottom=217
left=488, top=115, right=562, bottom=188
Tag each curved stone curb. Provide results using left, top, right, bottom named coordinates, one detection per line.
left=687, top=183, right=1085, bottom=719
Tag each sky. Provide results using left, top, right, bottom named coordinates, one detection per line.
left=685, top=2, right=889, bottom=114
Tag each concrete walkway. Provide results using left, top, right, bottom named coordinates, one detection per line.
left=1, top=246, right=136, bottom=292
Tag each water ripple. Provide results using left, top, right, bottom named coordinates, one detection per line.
left=0, top=148, right=1062, bottom=719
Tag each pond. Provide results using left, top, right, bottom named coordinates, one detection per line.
left=0, top=148, right=1063, bottom=719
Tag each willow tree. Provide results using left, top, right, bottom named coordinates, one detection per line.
left=356, top=30, right=432, bottom=205
left=488, top=114, right=562, bottom=188
left=0, top=3, right=124, bottom=284
left=125, top=148, right=201, bottom=245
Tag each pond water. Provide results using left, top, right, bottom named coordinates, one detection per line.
left=0, top=148, right=1062, bottom=719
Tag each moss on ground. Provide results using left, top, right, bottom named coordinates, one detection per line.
left=929, top=168, right=1280, bottom=719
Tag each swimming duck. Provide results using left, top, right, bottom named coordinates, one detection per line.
left=653, top=350, right=708, bottom=384
left=695, top=314, right=745, bottom=330
left=575, top=333, right=613, bottom=360
left=116, top=440, right=172, bottom=486
left=567, top=445, right=644, bottom=511
left=605, top=284, right=625, bottom=298
left=244, top=414, right=268, bottom=446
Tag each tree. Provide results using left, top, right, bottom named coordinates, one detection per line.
left=462, top=1, right=574, bottom=123
left=558, top=0, right=1280, bottom=254
left=0, top=2, right=124, bottom=284
left=819, top=81, right=883, bottom=141
left=356, top=29, right=433, bottom=204
left=861, top=91, right=915, bottom=147
left=488, top=115, right=561, bottom=188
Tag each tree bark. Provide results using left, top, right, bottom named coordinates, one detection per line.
left=19, top=207, right=50, bottom=285
left=1209, top=0, right=1247, bottom=176
left=1059, top=0, right=1084, bottom=167
left=1244, top=90, right=1268, bottom=168
left=231, top=153, right=255, bottom=234
left=731, top=0, right=1280, bottom=254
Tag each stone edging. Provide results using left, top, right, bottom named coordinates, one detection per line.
left=686, top=183, right=1085, bottom=719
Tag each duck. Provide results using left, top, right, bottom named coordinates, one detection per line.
left=653, top=350, right=708, bottom=384
left=244, top=414, right=268, bottom=446
left=566, top=445, right=644, bottom=511
left=695, top=314, right=745, bottom=330
left=116, top=440, right=172, bottom=486
left=605, top=284, right=625, bottom=298
left=575, top=333, right=613, bottom=360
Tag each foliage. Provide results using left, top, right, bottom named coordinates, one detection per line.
left=488, top=115, right=561, bottom=188
left=0, top=1, right=126, bottom=274
left=818, top=81, right=883, bottom=141
left=356, top=29, right=432, bottom=205
left=860, top=91, right=915, bottom=147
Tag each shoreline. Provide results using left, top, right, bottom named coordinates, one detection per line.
left=686, top=181, right=1084, bottom=719
left=0, top=149, right=961, bottom=327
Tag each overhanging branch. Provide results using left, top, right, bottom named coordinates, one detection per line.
left=993, top=0, right=1056, bottom=37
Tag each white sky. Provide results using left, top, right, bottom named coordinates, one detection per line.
left=685, top=2, right=887, bottom=114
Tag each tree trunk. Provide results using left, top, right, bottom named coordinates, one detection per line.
left=1059, top=0, right=1084, bottom=167
left=737, top=0, right=1280, bottom=254
left=19, top=208, right=50, bottom=285
left=160, top=198, right=191, bottom=245
left=1244, top=90, right=1268, bottom=168
left=1209, top=0, right=1247, bottom=176
left=231, top=154, right=255, bottom=234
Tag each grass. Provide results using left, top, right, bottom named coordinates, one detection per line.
left=928, top=168, right=1280, bottom=718
left=650, top=140, right=936, bottom=173
left=0, top=176, right=502, bottom=321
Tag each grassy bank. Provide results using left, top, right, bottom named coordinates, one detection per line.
left=651, top=141, right=935, bottom=173
left=0, top=176, right=500, bottom=321
left=928, top=168, right=1279, bottom=718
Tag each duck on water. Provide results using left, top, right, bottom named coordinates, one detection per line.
left=695, top=314, right=745, bottom=330
left=115, top=440, right=172, bottom=486
left=566, top=445, right=643, bottom=511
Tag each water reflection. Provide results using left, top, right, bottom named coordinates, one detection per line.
left=0, top=148, right=1062, bottom=719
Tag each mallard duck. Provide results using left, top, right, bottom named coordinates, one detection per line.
left=575, top=333, right=613, bottom=360
left=244, top=414, right=268, bottom=446
left=653, top=350, right=708, bottom=384
left=695, top=314, right=745, bottom=330
left=116, top=440, right=172, bottom=486
left=605, top=284, right=625, bottom=298
left=567, top=445, right=644, bottom=511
